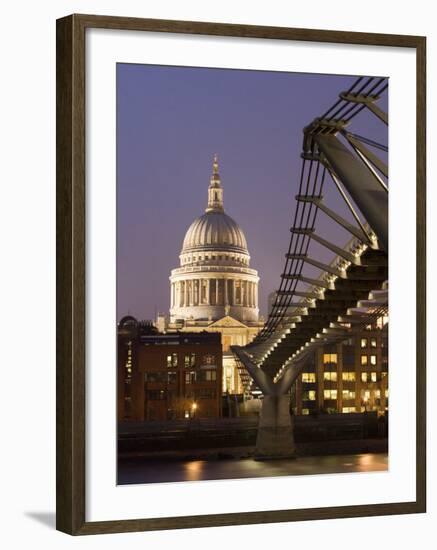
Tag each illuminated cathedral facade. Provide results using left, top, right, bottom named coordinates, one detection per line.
left=164, top=156, right=264, bottom=394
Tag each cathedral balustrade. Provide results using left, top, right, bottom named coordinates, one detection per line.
left=171, top=265, right=258, bottom=276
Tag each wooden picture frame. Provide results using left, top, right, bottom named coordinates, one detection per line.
left=56, top=13, right=426, bottom=535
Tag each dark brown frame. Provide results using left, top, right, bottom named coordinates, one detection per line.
left=56, top=13, right=426, bottom=535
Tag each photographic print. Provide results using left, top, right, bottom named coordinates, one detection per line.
left=56, top=14, right=426, bottom=534
left=116, top=64, right=389, bottom=486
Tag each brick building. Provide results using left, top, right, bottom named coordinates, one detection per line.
left=294, top=322, right=388, bottom=416
left=118, top=316, right=223, bottom=421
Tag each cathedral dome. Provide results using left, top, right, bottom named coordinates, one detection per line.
left=170, top=155, right=259, bottom=325
left=181, top=211, right=248, bottom=255
left=180, top=154, right=249, bottom=257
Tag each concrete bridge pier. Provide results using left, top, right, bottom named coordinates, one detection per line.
left=255, top=393, right=295, bottom=460
left=232, top=346, right=305, bottom=460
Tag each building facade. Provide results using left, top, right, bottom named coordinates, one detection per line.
left=166, top=156, right=264, bottom=394
left=117, top=316, right=223, bottom=422
left=293, top=322, right=388, bottom=416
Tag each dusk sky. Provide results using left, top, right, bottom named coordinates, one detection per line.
left=116, top=64, right=387, bottom=320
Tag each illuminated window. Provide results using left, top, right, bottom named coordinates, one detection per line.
left=167, top=353, right=178, bottom=368
left=376, top=315, right=389, bottom=328
left=371, top=372, right=377, bottom=382
left=375, top=390, right=381, bottom=398
left=302, top=409, right=310, bottom=415
left=205, top=370, right=216, bottom=381
left=323, top=353, right=337, bottom=365
left=360, top=355, right=368, bottom=366
left=323, top=371, right=337, bottom=381
left=360, top=338, right=368, bottom=348
left=124, top=341, right=133, bottom=380
left=342, top=407, right=356, bottom=413
left=370, top=355, right=377, bottom=366
left=302, top=390, right=316, bottom=401
left=361, top=372, right=368, bottom=382
left=342, top=390, right=356, bottom=399
left=204, top=354, right=215, bottom=365
left=324, top=389, right=337, bottom=400
left=302, top=372, right=316, bottom=383
left=342, top=372, right=356, bottom=382
left=370, top=337, right=377, bottom=348
left=184, top=353, right=196, bottom=368
left=185, top=371, right=196, bottom=384
left=361, top=390, right=371, bottom=405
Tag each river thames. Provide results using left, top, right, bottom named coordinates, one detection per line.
left=118, top=452, right=388, bottom=485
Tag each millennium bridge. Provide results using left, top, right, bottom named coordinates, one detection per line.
left=232, top=76, right=388, bottom=459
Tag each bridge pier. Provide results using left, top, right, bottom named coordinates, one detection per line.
left=255, top=394, right=296, bottom=460
left=232, top=346, right=311, bottom=460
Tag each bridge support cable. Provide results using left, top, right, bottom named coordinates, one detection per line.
left=286, top=253, right=347, bottom=278
left=296, top=195, right=372, bottom=244
left=345, top=143, right=389, bottom=193
left=280, top=162, right=324, bottom=314
left=314, top=134, right=388, bottom=252
left=320, top=76, right=372, bottom=122
left=345, top=133, right=388, bottom=153
left=339, top=90, right=388, bottom=125
left=276, top=289, right=324, bottom=300
left=319, top=76, right=365, bottom=120
left=325, top=167, right=375, bottom=244
left=259, top=159, right=327, bottom=339
left=342, top=79, right=388, bottom=123
left=345, top=133, right=388, bottom=179
left=291, top=228, right=359, bottom=264
left=280, top=274, right=335, bottom=290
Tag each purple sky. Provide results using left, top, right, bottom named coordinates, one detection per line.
left=116, top=64, right=387, bottom=320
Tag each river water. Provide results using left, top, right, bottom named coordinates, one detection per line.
left=118, top=452, right=388, bottom=485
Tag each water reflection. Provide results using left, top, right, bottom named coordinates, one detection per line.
left=184, top=460, right=206, bottom=481
left=119, top=453, right=388, bottom=485
left=357, top=453, right=380, bottom=470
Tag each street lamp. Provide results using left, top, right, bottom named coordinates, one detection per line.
left=191, top=402, right=197, bottom=418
